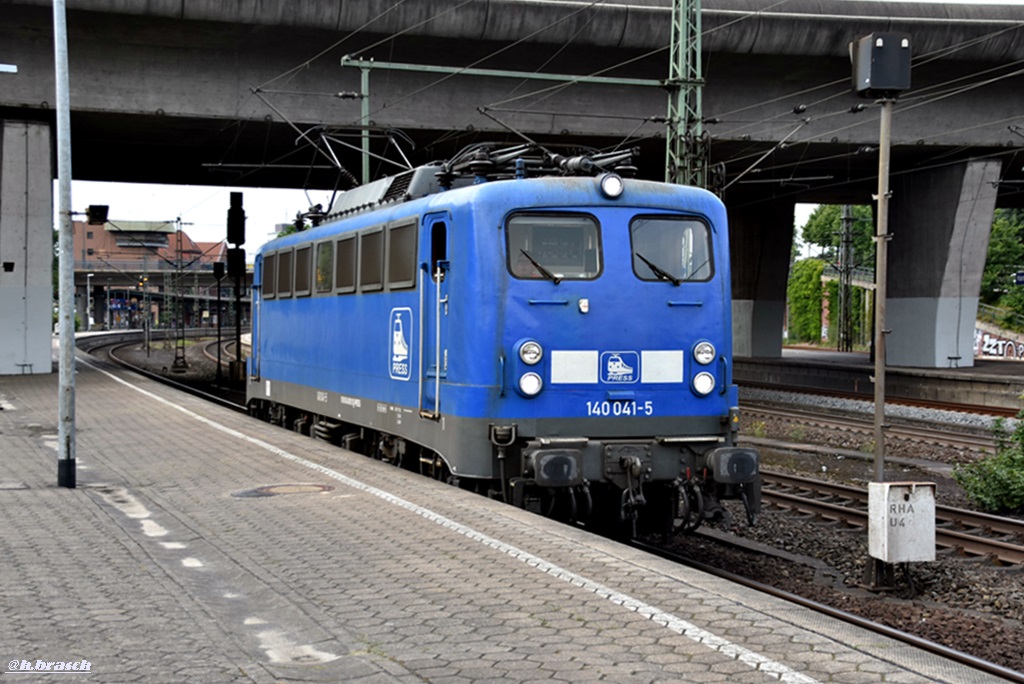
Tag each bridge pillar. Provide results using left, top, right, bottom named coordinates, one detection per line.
left=887, top=160, right=1001, bottom=368
left=729, top=199, right=795, bottom=358
left=0, top=120, right=53, bottom=375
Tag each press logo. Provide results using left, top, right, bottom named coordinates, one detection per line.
left=6, top=659, right=92, bottom=674
left=389, top=307, right=413, bottom=381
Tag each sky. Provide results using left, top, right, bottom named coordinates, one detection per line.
left=71, top=180, right=334, bottom=259
left=70, top=180, right=820, bottom=260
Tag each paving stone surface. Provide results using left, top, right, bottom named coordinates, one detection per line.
left=0, top=351, right=1009, bottom=683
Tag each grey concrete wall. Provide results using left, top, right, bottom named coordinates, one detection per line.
left=729, top=199, right=795, bottom=357
left=886, top=160, right=1002, bottom=368
left=0, top=120, right=53, bottom=375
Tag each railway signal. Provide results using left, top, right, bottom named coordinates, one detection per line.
left=852, top=32, right=912, bottom=590
left=226, top=193, right=246, bottom=384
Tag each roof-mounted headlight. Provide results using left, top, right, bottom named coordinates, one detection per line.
left=598, top=173, right=624, bottom=199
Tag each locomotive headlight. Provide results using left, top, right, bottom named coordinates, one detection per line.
left=693, top=341, right=716, bottom=365
left=692, top=371, right=716, bottom=396
left=598, top=173, right=624, bottom=199
left=519, top=372, right=543, bottom=397
left=519, top=340, right=543, bottom=365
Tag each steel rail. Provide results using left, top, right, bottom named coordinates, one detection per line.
left=743, top=404, right=996, bottom=453
left=765, top=471, right=1024, bottom=538
left=102, top=341, right=247, bottom=413
left=740, top=382, right=1020, bottom=418
left=202, top=339, right=236, bottom=368
left=763, top=471, right=1024, bottom=565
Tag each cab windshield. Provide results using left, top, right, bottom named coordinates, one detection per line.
left=506, top=213, right=601, bottom=283
left=630, top=216, right=713, bottom=284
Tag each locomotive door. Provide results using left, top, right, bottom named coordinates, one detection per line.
left=251, top=254, right=262, bottom=380
left=419, top=214, right=449, bottom=419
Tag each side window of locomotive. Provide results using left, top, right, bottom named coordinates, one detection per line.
left=335, top=235, right=356, bottom=294
left=263, top=253, right=277, bottom=300
left=315, top=241, right=333, bottom=294
left=506, top=213, right=601, bottom=280
left=294, top=245, right=312, bottom=297
left=386, top=220, right=417, bottom=290
left=277, top=249, right=293, bottom=298
left=359, top=228, right=384, bottom=292
left=630, top=216, right=713, bottom=283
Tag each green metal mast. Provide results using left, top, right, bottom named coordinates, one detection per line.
left=665, top=0, right=706, bottom=188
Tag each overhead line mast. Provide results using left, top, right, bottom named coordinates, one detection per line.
left=666, top=0, right=708, bottom=189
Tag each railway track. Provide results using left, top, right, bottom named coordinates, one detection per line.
left=100, top=340, right=247, bottom=412
left=743, top=403, right=997, bottom=455
left=631, top=537, right=1024, bottom=684
left=201, top=339, right=237, bottom=369
left=762, top=470, right=1024, bottom=566
left=740, top=381, right=1021, bottom=418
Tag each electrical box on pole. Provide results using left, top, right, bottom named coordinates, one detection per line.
left=851, top=33, right=911, bottom=98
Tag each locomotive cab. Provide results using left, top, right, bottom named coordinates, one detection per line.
left=476, top=173, right=760, bottom=534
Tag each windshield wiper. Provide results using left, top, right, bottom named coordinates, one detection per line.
left=636, top=253, right=680, bottom=286
left=519, top=249, right=561, bottom=284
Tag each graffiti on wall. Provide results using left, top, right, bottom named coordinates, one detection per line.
left=975, top=329, right=1024, bottom=360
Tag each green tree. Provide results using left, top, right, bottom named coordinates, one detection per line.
left=787, top=258, right=825, bottom=343
left=801, top=204, right=874, bottom=267
left=275, top=213, right=310, bottom=238
left=980, top=209, right=1024, bottom=306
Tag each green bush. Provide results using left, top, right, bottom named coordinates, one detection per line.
left=51, top=310, right=81, bottom=332
left=954, top=416, right=1024, bottom=513
left=787, top=259, right=825, bottom=343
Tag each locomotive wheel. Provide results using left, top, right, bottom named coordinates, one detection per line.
left=675, top=482, right=704, bottom=534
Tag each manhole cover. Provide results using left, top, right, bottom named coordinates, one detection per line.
left=232, top=483, right=335, bottom=498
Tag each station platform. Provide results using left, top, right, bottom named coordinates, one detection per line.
left=0, top=350, right=1010, bottom=683
left=736, top=348, right=1024, bottom=413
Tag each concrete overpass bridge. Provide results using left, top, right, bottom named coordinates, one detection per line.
left=2, top=0, right=1023, bottom=373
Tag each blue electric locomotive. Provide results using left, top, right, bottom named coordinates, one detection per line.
left=246, top=146, right=760, bottom=534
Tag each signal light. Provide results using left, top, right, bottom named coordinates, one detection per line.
left=227, top=192, right=246, bottom=246
left=86, top=205, right=109, bottom=225
left=227, top=247, right=245, bottom=279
